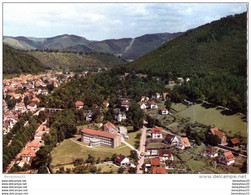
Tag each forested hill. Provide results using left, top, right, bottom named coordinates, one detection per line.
left=27, top=50, right=126, bottom=71
left=120, top=12, right=247, bottom=113
left=3, top=44, right=47, bottom=76
left=126, top=12, right=247, bottom=78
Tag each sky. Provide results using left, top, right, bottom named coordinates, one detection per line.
left=3, top=3, right=247, bottom=41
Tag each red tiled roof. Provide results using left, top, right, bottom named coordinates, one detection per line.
left=224, top=151, right=235, bottom=162
left=104, top=122, right=117, bottom=131
left=160, top=108, right=167, bottom=111
left=75, top=101, right=84, bottom=107
left=152, top=128, right=162, bottom=134
left=21, top=149, right=36, bottom=157
left=211, top=128, right=226, bottom=140
left=230, top=138, right=240, bottom=145
left=180, top=137, right=190, bottom=146
left=151, top=158, right=160, bottom=166
left=103, top=102, right=109, bottom=107
left=81, top=128, right=117, bottom=139
left=152, top=167, right=166, bottom=174
left=149, top=101, right=157, bottom=105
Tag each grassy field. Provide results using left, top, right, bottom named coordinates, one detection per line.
left=95, top=163, right=119, bottom=173
left=51, top=135, right=131, bottom=167
left=126, top=127, right=141, bottom=147
left=171, top=103, right=247, bottom=137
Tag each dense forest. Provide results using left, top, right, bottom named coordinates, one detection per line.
left=3, top=44, right=47, bottom=76
left=27, top=50, right=125, bottom=72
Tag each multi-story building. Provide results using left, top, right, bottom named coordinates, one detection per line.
left=81, top=128, right=121, bottom=148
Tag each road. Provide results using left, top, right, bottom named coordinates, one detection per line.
left=5, top=119, right=47, bottom=173
left=137, top=126, right=147, bottom=174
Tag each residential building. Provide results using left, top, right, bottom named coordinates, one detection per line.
left=138, top=102, right=147, bottom=109
left=164, top=133, right=179, bottom=146
left=218, top=151, right=235, bottom=166
left=27, top=102, right=37, bottom=112
left=149, top=101, right=158, bottom=109
left=150, top=157, right=161, bottom=167
left=159, top=149, right=174, bottom=161
left=75, top=101, right=84, bottom=109
left=210, top=128, right=227, bottom=145
left=115, top=111, right=127, bottom=122
left=200, top=146, right=218, bottom=158
left=159, top=108, right=168, bottom=115
left=114, top=154, right=130, bottom=166
left=21, top=149, right=36, bottom=163
left=152, top=167, right=166, bottom=174
left=151, top=127, right=163, bottom=139
left=177, top=137, right=191, bottom=150
left=229, top=138, right=240, bottom=147
left=103, top=122, right=118, bottom=134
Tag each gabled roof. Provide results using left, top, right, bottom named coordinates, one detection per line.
left=210, top=128, right=226, bottom=140
left=152, top=167, right=166, bottom=174
left=223, top=151, right=235, bottom=162
left=149, top=101, right=157, bottom=105
left=152, top=127, right=162, bottom=134
left=160, top=107, right=167, bottom=111
left=104, top=122, right=117, bottom=131
left=21, top=149, right=36, bottom=157
left=164, top=133, right=175, bottom=142
left=82, top=128, right=117, bottom=139
left=150, top=158, right=160, bottom=166
left=103, top=102, right=109, bottom=107
left=201, top=146, right=218, bottom=155
left=114, top=154, right=126, bottom=164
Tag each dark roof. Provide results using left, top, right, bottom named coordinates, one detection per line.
left=159, top=149, right=172, bottom=157
left=164, top=134, right=175, bottom=142
left=201, top=146, right=218, bottom=155
left=114, top=154, right=126, bottom=164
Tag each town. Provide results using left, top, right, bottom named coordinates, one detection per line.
left=3, top=70, right=247, bottom=174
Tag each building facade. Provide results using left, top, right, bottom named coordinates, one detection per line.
left=81, top=128, right=121, bottom=148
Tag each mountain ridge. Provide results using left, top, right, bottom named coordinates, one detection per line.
left=3, top=32, right=183, bottom=60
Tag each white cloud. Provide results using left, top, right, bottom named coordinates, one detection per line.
left=3, top=3, right=247, bottom=40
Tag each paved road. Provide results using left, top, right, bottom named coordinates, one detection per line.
left=137, top=126, right=147, bottom=174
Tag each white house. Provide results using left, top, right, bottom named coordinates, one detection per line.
left=164, top=133, right=179, bottom=146
left=138, top=102, right=147, bottom=109
left=177, top=137, right=191, bottom=150
left=149, top=101, right=158, bottom=109
left=151, top=127, right=163, bottom=139
left=159, top=108, right=168, bottom=115
left=218, top=151, right=235, bottom=166
left=27, top=102, right=37, bottom=112
left=115, top=112, right=127, bottom=122
left=118, top=126, right=127, bottom=134
left=200, top=146, right=218, bottom=158
left=114, top=154, right=130, bottom=167
left=159, top=149, right=174, bottom=161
